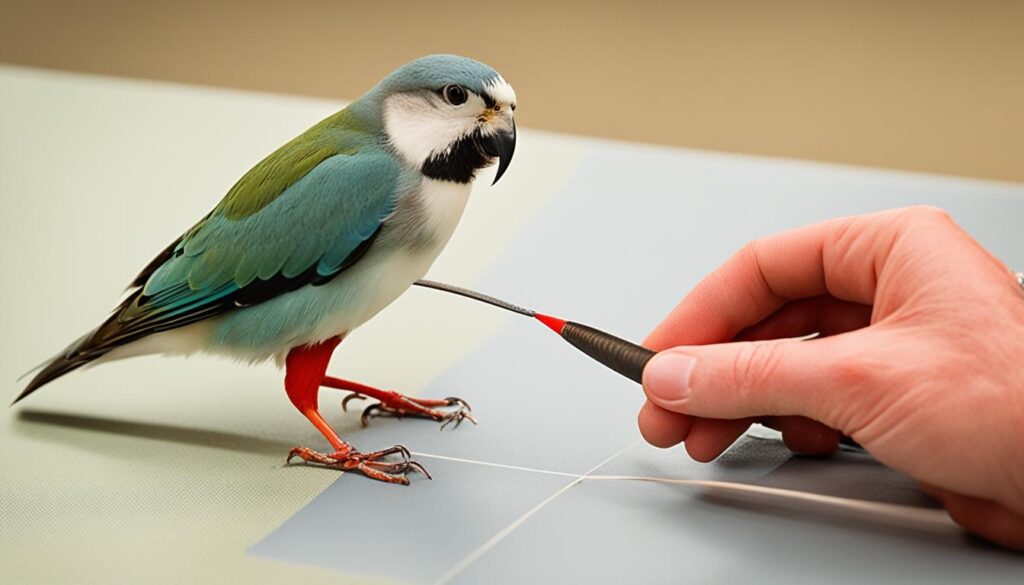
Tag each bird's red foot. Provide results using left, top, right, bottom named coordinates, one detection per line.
left=342, top=391, right=477, bottom=430
left=286, top=444, right=431, bottom=485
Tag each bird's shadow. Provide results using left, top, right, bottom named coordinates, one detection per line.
left=14, top=409, right=294, bottom=456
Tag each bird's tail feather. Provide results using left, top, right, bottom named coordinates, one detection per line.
left=17, top=356, right=55, bottom=383
left=11, top=333, right=108, bottom=406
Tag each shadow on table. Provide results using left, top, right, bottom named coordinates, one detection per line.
left=13, top=409, right=293, bottom=455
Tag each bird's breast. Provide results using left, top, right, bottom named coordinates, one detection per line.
left=286, top=179, right=473, bottom=349
left=378, top=177, right=473, bottom=253
left=420, top=177, right=473, bottom=244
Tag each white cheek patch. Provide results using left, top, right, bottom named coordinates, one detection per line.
left=383, top=93, right=482, bottom=169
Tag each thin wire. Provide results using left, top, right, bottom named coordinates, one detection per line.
left=411, top=452, right=578, bottom=478
left=432, top=441, right=639, bottom=585
left=412, top=451, right=949, bottom=529
left=414, top=280, right=536, bottom=317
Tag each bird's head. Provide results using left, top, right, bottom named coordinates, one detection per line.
left=367, top=54, right=517, bottom=185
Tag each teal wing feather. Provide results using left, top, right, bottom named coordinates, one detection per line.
left=118, top=151, right=398, bottom=345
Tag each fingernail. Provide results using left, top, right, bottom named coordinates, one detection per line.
left=643, top=351, right=696, bottom=404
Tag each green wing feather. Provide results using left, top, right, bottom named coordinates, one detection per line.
left=216, top=110, right=366, bottom=220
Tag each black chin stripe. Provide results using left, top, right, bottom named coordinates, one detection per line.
left=421, top=132, right=491, bottom=184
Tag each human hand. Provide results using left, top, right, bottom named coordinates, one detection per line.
left=639, top=206, right=1024, bottom=549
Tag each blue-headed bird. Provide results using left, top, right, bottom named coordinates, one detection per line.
left=14, top=55, right=517, bottom=484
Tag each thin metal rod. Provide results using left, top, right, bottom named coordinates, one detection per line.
left=413, top=280, right=536, bottom=317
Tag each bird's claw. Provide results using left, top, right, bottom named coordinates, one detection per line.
left=443, top=396, right=472, bottom=411
left=352, top=393, right=477, bottom=431
left=439, top=407, right=477, bottom=431
left=359, top=402, right=391, bottom=425
left=286, top=444, right=430, bottom=484
left=341, top=392, right=367, bottom=412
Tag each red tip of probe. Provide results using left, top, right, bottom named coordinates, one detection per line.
left=534, top=313, right=567, bottom=334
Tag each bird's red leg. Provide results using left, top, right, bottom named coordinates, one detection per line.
left=323, top=375, right=476, bottom=430
left=283, top=336, right=429, bottom=485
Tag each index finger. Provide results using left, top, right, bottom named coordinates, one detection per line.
left=645, top=210, right=894, bottom=350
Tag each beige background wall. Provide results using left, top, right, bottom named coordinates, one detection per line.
left=2, top=0, right=1022, bottom=182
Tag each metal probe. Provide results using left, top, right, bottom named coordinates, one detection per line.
left=414, top=280, right=656, bottom=383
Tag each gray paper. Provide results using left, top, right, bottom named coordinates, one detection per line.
left=251, top=141, right=1024, bottom=582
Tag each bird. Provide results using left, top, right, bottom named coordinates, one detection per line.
left=13, top=54, right=517, bottom=485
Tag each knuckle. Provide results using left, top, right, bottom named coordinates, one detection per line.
left=904, top=204, right=954, bottom=225
left=735, top=238, right=774, bottom=295
left=744, top=237, right=771, bottom=261
left=736, top=237, right=768, bottom=268
left=730, top=341, right=786, bottom=397
left=826, top=356, right=876, bottom=389
left=818, top=355, right=888, bottom=430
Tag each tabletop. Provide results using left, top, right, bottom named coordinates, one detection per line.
left=2, top=65, right=1023, bottom=584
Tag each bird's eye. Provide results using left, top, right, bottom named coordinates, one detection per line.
left=442, top=84, right=468, bottom=106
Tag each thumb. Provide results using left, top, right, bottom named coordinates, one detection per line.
left=642, top=333, right=875, bottom=432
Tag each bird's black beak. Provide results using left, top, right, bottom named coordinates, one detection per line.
left=480, top=120, right=516, bottom=186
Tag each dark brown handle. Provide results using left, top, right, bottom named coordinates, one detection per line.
left=560, top=321, right=657, bottom=384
